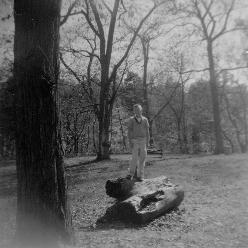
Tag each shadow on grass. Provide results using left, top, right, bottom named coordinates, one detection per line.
left=79, top=219, right=147, bottom=232
left=79, top=207, right=183, bottom=232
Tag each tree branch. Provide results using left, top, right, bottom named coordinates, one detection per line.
left=216, top=26, right=248, bottom=36
left=60, top=53, right=83, bottom=84
left=89, top=0, right=106, bottom=58
left=109, top=3, right=160, bottom=82
left=59, top=53, right=95, bottom=106
left=201, top=0, right=214, bottom=20
left=60, top=0, right=78, bottom=26
left=81, top=1, right=100, bottom=37
left=212, top=0, right=236, bottom=41
left=61, top=47, right=100, bottom=61
left=202, top=1, right=217, bottom=37
left=106, top=0, right=121, bottom=68
left=194, top=0, right=209, bottom=39
left=217, top=65, right=248, bottom=76
left=182, top=68, right=210, bottom=74
left=101, top=0, right=113, bottom=14
left=110, top=60, right=128, bottom=103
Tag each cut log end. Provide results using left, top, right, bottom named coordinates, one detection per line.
left=105, top=177, right=135, bottom=200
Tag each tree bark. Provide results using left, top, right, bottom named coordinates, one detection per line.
left=97, top=98, right=113, bottom=160
left=207, top=41, right=224, bottom=154
left=14, top=0, right=73, bottom=247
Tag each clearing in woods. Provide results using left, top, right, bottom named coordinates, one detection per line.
left=0, top=153, right=248, bottom=248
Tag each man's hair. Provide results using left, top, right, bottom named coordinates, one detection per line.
left=133, top=104, right=142, bottom=111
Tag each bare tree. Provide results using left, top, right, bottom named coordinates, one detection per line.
left=60, top=0, right=164, bottom=159
left=175, top=0, right=241, bottom=154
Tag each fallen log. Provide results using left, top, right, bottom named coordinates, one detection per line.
left=101, top=176, right=184, bottom=224
left=106, top=176, right=175, bottom=199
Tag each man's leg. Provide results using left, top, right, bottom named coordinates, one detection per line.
left=128, top=141, right=138, bottom=178
left=137, top=140, right=147, bottom=180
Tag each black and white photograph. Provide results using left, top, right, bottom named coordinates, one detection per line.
left=0, top=0, right=248, bottom=247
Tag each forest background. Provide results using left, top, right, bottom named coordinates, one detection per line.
left=1, top=0, right=248, bottom=160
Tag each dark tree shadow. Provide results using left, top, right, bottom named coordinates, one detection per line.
left=78, top=207, right=183, bottom=232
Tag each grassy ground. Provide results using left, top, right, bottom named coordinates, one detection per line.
left=0, top=153, right=248, bottom=248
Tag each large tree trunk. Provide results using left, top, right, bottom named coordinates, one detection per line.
left=97, top=93, right=112, bottom=160
left=142, top=39, right=150, bottom=118
left=14, top=1, right=73, bottom=247
left=207, top=42, right=224, bottom=154
left=97, top=57, right=111, bottom=160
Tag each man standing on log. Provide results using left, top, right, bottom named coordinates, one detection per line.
left=127, top=104, right=150, bottom=181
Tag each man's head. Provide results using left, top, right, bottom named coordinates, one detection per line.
left=133, top=104, right=142, bottom=117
